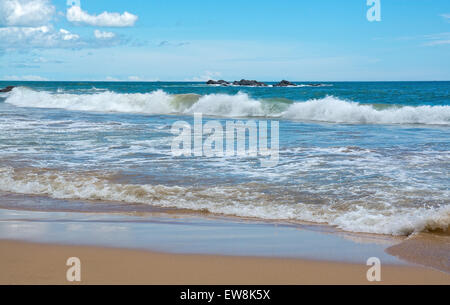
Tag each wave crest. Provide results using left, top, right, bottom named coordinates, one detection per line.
left=282, top=96, right=450, bottom=125
left=5, top=87, right=450, bottom=125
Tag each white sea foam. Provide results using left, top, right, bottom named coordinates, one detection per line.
left=5, top=87, right=175, bottom=114
left=282, top=96, right=450, bottom=125
left=0, top=167, right=448, bottom=236
left=185, top=92, right=266, bottom=117
left=5, top=87, right=450, bottom=125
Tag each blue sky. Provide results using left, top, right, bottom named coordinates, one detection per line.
left=1, top=0, right=450, bottom=81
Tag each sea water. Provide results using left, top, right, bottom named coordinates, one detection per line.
left=0, top=81, right=448, bottom=236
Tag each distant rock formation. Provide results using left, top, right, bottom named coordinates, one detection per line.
left=206, top=79, right=325, bottom=88
left=232, top=79, right=268, bottom=87
left=0, top=86, right=15, bottom=93
left=206, top=79, right=270, bottom=87
left=274, top=80, right=297, bottom=87
left=206, top=80, right=230, bottom=86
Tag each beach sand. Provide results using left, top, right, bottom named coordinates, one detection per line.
left=1, top=240, right=449, bottom=285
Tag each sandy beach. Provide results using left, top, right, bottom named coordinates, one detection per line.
left=0, top=207, right=449, bottom=285
left=1, top=239, right=449, bottom=285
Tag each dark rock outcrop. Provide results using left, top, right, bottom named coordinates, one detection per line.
left=0, top=86, right=15, bottom=93
left=232, top=79, right=268, bottom=87
left=206, top=79, right=328, bottom=88
left=206, top=80, right=230, bottom=86
left=274, top=80, right=296, bottom=87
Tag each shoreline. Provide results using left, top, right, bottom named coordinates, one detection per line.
left=0, top=207, right=407, bottom=263
left=0, top=191, right=435, bottom=241
left=1, top=239, right=449, bottom=285
left=0, top=199, right=448, bottom=284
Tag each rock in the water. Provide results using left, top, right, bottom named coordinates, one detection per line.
left=207, top=79, right=269, bottom=87
left=0, top=86, right=15, bottom=93
left=206, top=80, right=230, bottom=86
left=232, top=79, right=268, bottom=87
left=217, top=80, right=230, bottom=86
left=274, top=80, right=296, bottom=87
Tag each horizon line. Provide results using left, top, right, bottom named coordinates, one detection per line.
left=1, top=80, right=450, bottom=83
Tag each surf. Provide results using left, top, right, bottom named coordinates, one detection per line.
left=4, top=87, right=450, bottom=125
left=0, top=166, right=448, bottom=236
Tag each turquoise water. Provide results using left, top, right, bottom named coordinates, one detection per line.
left=0, top=81, right=448, bottom=236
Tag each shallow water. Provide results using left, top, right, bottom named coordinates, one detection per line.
left=0, top=208, right=405, bottom=264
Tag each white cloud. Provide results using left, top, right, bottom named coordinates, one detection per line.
left=0, top=1, right=134, bottom=51
left=0, top=25, right=82, bottom=48
left=3, top=75, right=49, bottom=81
left=425, top=40, right=450, bottom=46
left=67, top=5, right=138, bottom=27
left=94, top=29, right=115, bottom=39
left=59, top=28, right=79, bottom=41
left=101, top=76, right=159, bottom=82
left=187, top=71, right=222, bottom=82
left=424, top=32, right=450, bottom=46
left=105, top=76, right=120, bottom=81
left=127, top=76, right=140, bottom=81
left=158, top=40, right=190, bottom=47
left=0, top=0, right=55, bottom=27
left=441, top=14, right=450, bottom=20
left=0, top=1, right=83, bottom=50
left=0, top=25, right=126, bottom=50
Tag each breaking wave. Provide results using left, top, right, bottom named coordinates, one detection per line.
left=0, top=167, right=448, bottom=236
left=4, top=87, right=450, bottom=125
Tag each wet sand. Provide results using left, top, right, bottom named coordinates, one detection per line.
left=0, top=205, right=448, bottom=285
left=1, top=240, right=449, bottom=285
left=387, top=232, right=450, bottom=273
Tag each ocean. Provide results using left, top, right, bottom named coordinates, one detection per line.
left=0, top=81, right=448, bottom=236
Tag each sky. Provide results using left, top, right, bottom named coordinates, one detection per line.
left=0, top=0, right=450, bottom=81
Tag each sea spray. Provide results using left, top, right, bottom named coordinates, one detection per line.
left=5, top=87, right=450, bottom=125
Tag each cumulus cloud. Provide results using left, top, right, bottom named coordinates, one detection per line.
left=0, top=26, right=124, bottom=50
left=0, top=0, right=55, bottom=27
left=0, top=25, right=82, bottom=49
left=59, top=28, right=79, bottom=41
left=94, top=29, right=115, bottom=39
left=67, top=5, right=138, bottom=27
left=0, top=1, right=133, bottom=52
left=0, top=0, right=81, bottom=50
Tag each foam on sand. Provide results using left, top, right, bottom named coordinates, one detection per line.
left=0, top=167, right=448, bottom=236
